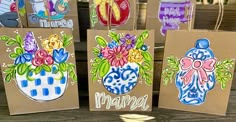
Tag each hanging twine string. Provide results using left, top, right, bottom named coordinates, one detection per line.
left=44, top=0, right=52, bottom=29
left=16, top=0, right=23, bottom=28
left=216, top=0, right=224, bottom=30
left=188, top=4, right=194, bottom=31
left=214, top=0, right=224, bottom=30
left=107, top=0, right=113, bottom=31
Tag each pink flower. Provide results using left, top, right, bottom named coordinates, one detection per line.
left=106, top=46, right=129, bottom=67
left=101, top=47, right=110, bottom=58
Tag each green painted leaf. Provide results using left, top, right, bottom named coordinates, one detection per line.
left=69, top=70, right=77, bottom=82
left=0, top=35, right=10, bottom=41
left=16, top=64, right=28, bottom=75
left=3, top=68, right=14, bottom=74
left=5, top=73, right=12, bottom=82
left=6, top=40, right=17, bottom=46
left=42, top=65, right=51, bottom=72
left=15, top=47, right=24, bottom=55
left=142, top=52, right=152, bottom=61
left=95, top=36, right=107, bottom=47
left=63, top=41, right=72, bottom=48
left=92, top=75, right=98, bottom=81
left=59, top=63, right=67, bottom=72
left=34, top=66, right=42, bottom=75
left=9, top=53, right=18, bottom=59
left=109, top=31, right=120, bottom=43
left=135, top=38, right=144, bottom=49
left=221, top=83, right=226, bottom=89
left=99, top=60, right=110, bottom=77
left=16, top=34, right=23, bottom=46
left=93, top=48, right=100, bottom=55
left=145, top=79, right=152, bottom=85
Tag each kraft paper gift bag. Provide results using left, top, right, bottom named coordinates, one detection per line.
left=89, top=0, right=137, bottom=30
left=0, top=28, right=79, bottom=115
left=0, top=0, right=27, bottom=27
left=87, top=29, right=154, bottom=111
left=159, top=30, right=236, bottom=116
left=146, top=0, right=196, bottom=43
left=25, top=0, right=80, bottom=41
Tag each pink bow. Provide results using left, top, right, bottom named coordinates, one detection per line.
left=180, top=57, right=217, bottom=85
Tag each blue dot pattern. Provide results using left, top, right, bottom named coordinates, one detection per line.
left=17, top=70, right=68, bottom=101
left=48, top=77, right=54, bottom=85
left=35, top=79, right=41, bottom=86
left=21, top=80, right=28, bottom=88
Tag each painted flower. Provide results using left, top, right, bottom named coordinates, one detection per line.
left=128, top=49, right=143, bottom=63
left=101, top=47, right=110, bottom=58
left=120, top=34, right=136, bottom=50
left=42, top=34, right=63, bottom=54
left=108, top=41, right=118, bottom=49
left=53, top=48, right=69, bottom=63
left=15, top=53, right=33, bottom=65
left=24, top=32, right=38, bottom=54
left=106, top=46, right=128, bottom=67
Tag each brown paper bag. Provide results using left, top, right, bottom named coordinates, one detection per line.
left=89, top=0, right=137, bottom=30
left=159, top=30, right=236, bottom=116
left=0, top=0, right=27, bottom=27
left=25, top=0, right=80, bottom=41
left=87, top=29, right=154, bottom=111
left=0, top=28, right=79, bottom=115
left=146, top=0, right=196, bottom=43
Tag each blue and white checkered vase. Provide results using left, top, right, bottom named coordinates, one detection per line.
left=16, top=69, right=68, bottom=101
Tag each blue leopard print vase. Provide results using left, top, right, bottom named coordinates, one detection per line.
left=103, top=63, right=139, bottom=95
left=176, top=38, right=217, bottom=105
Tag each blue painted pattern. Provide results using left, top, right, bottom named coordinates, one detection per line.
left=16, top=69, right=68, bottom=101
left=176, top=39, right=216, bottom=105
left=103, top=63, right=139, bottom=95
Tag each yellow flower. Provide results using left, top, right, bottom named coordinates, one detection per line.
left=128, top=49, right=143, bottom=63
left=42, top=34, right=63, bottom=54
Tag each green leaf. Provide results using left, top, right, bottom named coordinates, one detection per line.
left=109, top=31, right=120, bottom=43
left=15, top=47, right=24, bottom=55
left=92, top=75, right=98, bottom=81
left=145, top=79, right=152, bottom=85
left=34, top=66, right=42, bottom=75
left=3, top=68, right=14, bottom=74
left=69, top=70, right=77, bottom=82
left=142, top=51, right=152, bottom=61
left=5, top=73, right=12, bottom=82
left=0, top=35, right=10, bottom=41
left=95, top=36, right=107, bottom=47
left=9, top=53, right=18, bottom=59
left=59, top=63, right=67, bottom=72
left=6, top=40, right=17, bottom=46
left=93, top=48, right=100, bottom=55
left=16, top=64, right=28, bottom=75
left=135, top=38, right=144, bottom=49
left=16, top=34, right=23, bottom=46
left=135, top=30, right=149, bottom=49
left=98, top=60, right=110, bottom=77
left=42, top=65, right=51, bottom=72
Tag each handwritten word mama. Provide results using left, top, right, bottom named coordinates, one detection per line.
left=39, top=19, right=73, bottom=28
left=95, top=92, right=149, bottom=111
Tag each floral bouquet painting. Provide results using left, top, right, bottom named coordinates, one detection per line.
left=0, top=30, right=77, bottom=101
left=90, top=30, right=153, bottom=95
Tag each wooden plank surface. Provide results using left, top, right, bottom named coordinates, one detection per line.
left=0, top=91, right=236, bottom=121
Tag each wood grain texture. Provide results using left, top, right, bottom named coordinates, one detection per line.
left=0, top=91, right=236, bottom=121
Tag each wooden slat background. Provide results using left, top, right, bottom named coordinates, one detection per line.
left=1, top=2, right=236, bottom=101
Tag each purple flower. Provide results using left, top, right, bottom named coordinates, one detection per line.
left=120, top=34, right=136, bottom=50
left=24, top=32, right=38, bottom=54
